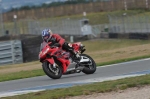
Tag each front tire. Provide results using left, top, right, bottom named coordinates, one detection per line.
left=80, top=54, right=96, bottom=74
left=42, top=61, right=62, bottom=79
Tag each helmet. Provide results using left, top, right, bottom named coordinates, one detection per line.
left=42, top=29, right=52, bottom=42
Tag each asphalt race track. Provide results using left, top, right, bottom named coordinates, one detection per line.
left=0, top=58, right=150, bottom=97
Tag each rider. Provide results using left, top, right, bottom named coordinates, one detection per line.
left=41, top=28, right=80, bottom=61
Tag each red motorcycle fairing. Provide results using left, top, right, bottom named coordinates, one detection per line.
left=40, top=42, right=82, bottom=74
left=39, top=45, right=58, bottom=60
left=44, top=58, right=55, bottom=65
left=72, top=42, right=81, bottom=52
left=53, top=49, right=71, bottom=73
left=57, top=58, right=70, bottom=73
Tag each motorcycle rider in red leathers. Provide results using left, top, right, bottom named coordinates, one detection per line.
left=40, top=29, right=80, bottom=61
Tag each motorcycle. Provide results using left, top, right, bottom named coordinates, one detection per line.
left=39, top=42, right=96, bottom=79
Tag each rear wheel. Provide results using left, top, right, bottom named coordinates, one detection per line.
left=42, top=61, right=62, bottom=79
left=80, top=54, right=96, bottom=74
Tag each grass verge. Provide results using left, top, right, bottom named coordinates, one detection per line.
left=97, top=55, right=150, bottom=66
left=1, top=74, right=150, bottom=99
left=0, top=61, right=40, bottom=69
left=0, top=69, right=45, bottom=82
left=0, top=55, right=150, bottom=82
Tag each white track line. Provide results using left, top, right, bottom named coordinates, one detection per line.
left=97, top=58, right=150, bottom=68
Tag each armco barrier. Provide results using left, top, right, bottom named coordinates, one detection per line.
left=0, top=40, right=23, bottom=65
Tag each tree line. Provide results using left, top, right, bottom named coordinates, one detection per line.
left=10, top=0, right=101, bottom=12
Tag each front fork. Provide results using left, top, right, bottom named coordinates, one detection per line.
left=45, top=58, right=59, bottom=75
left=45, top=58, right=57, bottom=69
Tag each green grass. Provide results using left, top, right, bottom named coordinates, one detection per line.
left=0, top=61, right=40, bottom=69
left=82, top=39, right=150, bottom=52
left=2, top=74, right=150, bottom=99
left=0, top=69, right=45, bottom=82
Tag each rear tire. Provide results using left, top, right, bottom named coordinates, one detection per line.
left=80, top=54, right=96, bottom=74
left=42, top=61, right=62, bottom=79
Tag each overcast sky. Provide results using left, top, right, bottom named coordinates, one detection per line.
left=0, top=0, right=66, bottom=11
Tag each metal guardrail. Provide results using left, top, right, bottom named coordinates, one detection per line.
left=108, top=14, right=150, bottom=34
left=28, top=19, right=86, bottom=36
left=0, top=40, right=23, bottom=65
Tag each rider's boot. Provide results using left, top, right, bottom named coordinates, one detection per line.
left=69, top=49, right=81, bottom=61
left=74, top=52, right=81, bottom=61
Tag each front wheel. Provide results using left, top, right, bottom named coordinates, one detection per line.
left=42, top=61, right=62, bottom=79
left=80, top=54, right=96, bottom=74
